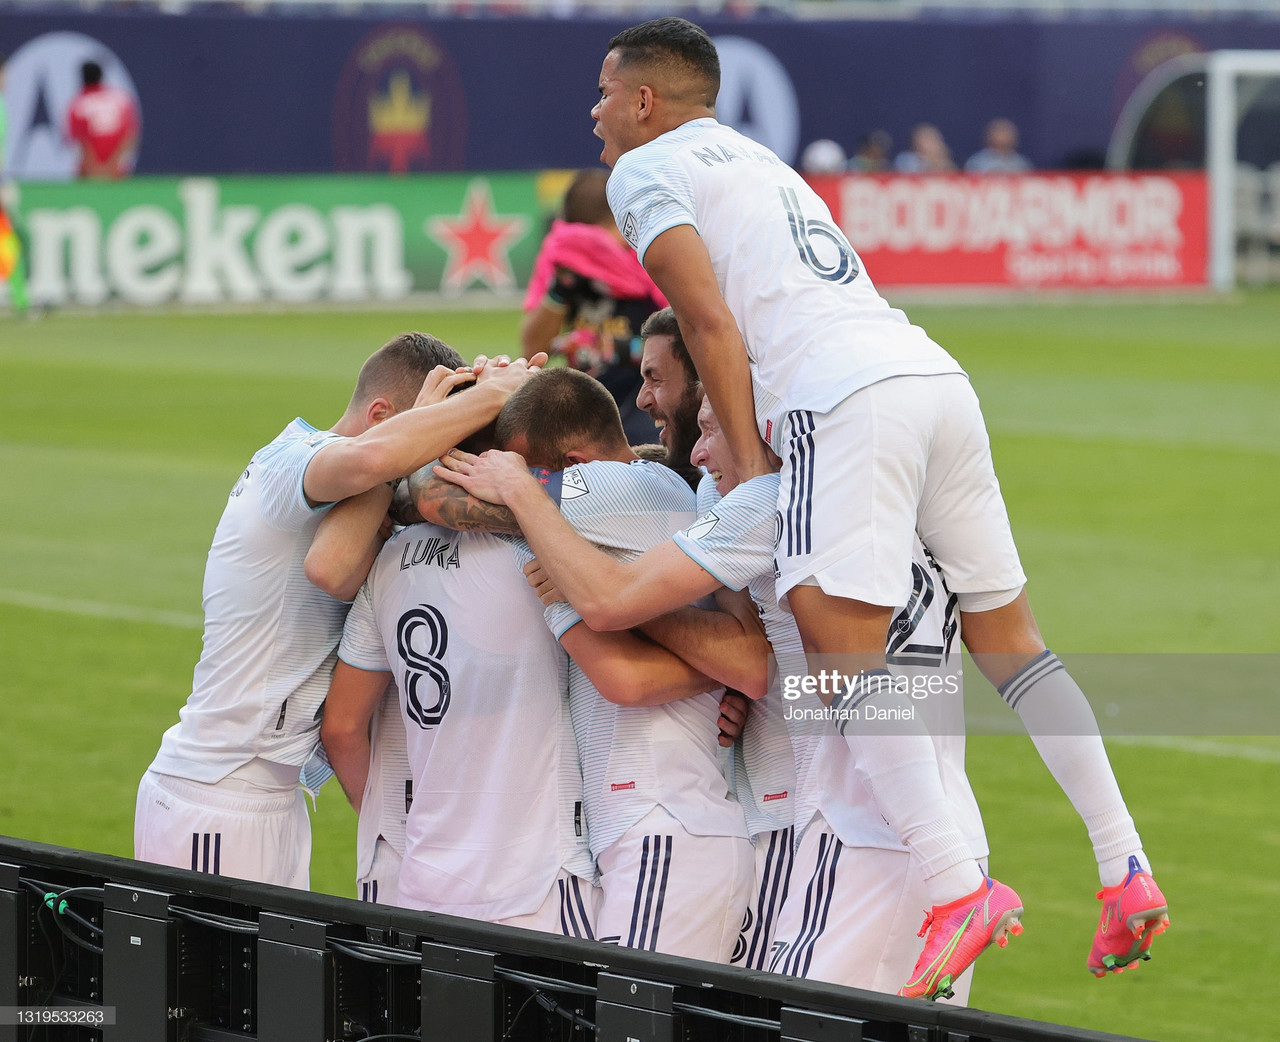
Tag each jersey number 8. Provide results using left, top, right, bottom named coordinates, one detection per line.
left=397, top=605, right=451, bottom=729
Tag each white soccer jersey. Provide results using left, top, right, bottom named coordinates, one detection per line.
left=150, top=418, right=347, bottom=783
left=608, top=119, right=966, bottom=450
left=535, top=459, right=748, bottom=858
left=672, top=472, right=986, bottom=857
left=677, top=475, right=796, bottom=838
left=356, top=682, right=412, bottom=880
left=339, top=524, right=593, bottom=920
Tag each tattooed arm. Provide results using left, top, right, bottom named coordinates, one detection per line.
left=392, top=462, right=523, bottom=536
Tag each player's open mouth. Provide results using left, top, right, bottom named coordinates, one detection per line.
left=652, top=418, right=668, bottom=445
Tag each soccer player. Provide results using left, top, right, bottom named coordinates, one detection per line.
left=605, top=312, right=796, bottom=968
left=588, top=17, right=1168, bottom=993
left=353, top=683, right=411, bottom=906
left=440, top=396, right=985, bottom=998
left=318, top=505, right=598, bottom=931
left=134, top=334, right=541, bottom=888
left=417, top=368, right=754, bottom=962
left=633, top=307, right=704, bottom=489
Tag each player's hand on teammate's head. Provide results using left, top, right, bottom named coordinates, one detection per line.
left=717, top=690, right=749, bottom=747
left=436, top=448, right=536, bottom=506
left=438, top=448, right=479, bottom=470
left=471, top=351, right=549, bottom=376
left=522, top=558, right=566, bottom=606
left=413, top=364, right=477, bottom=408
left=473, top=354, right=547, bottom=401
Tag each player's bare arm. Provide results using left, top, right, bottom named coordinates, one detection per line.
left=438, top=448, right=722, bottom=629
left=559, top=622, right=717, bottom=708
left=305, top=483, right=394, bottom=602
left=302, top=355, right=544, bottom=507
left=637, top=588, right=770, bottom=699
left=320, top=661, right=394, bottom=813
left=640, top=225, right=772, bottom=480
left=405, top=462, right=522, bottom=536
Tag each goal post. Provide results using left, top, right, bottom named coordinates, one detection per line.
left=1110, top=48, right=1280, bottom=291
left=1206, top=50, right=1280, bottom=290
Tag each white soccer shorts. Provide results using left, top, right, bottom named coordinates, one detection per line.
left=493, top=870, right=601, bottom=940
left=730, top=827, right=794, bottom=971
left=776, top=373, right=1026, bottom=611
left=134, top=768, right=310, bottom=889
left=357, top=837, right=403, bottom=906
left=595, top=806, right=754, bottom=964
left=769, top=814, right=973, bottom=1004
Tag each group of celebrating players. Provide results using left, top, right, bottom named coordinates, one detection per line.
left=133, top=17, right=1169, bottom=1003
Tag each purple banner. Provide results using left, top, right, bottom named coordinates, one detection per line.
left=4, top=11, right=1280, bottom=178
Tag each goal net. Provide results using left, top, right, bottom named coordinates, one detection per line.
left=1109, top=49, right=1280, bottom=289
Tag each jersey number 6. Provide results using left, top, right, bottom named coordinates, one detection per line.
left=779, top=186, right=860, bottom=285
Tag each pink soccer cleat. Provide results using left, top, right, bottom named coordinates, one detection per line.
left=898, top=877, right=1024, bottom=1001
left=1088, top=856, right=1169, bottom=977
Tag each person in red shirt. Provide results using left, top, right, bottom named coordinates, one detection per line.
left=65, top=61, right=138, bottom=179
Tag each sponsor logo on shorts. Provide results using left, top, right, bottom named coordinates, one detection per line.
left=762, top=790, right=789, bottom=802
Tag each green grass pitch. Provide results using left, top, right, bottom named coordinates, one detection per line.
left=2, top=293, right=1277, bottom=1040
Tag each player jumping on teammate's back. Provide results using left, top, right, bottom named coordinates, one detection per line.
left=587, top=16, right=1168, bottom=991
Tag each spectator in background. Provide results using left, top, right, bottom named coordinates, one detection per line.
left=521, top=168, right=664, bottom=445
left=65, top=60, right=139, bottom=179
left=965, top=118, right=1032, bottom=174
left=849, top=130, right=892, bottom=173
left=799, top=138, right=847, bottom=175
left=0, top=54, right=29, bottom=315
left=894, top=123, right=955, bottom=174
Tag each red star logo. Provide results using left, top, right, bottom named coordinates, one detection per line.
left=427, top=180, right=529, bottom=293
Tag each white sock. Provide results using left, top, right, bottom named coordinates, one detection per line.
left=837, top=669, right=985, bottom=904
left=998, top=651, right=1149, bottom=887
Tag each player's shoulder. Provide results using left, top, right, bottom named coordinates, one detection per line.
left=695, top=472, right=723, bottom=514
left=686, top=474, right=779, bottom=540
left=563, top=458, right=695, bottom=509
left=251, top=418, right=332, bottom=465
left=615, top=118, right=719, bottom=173
left=712, top=473, right=782, bottom=525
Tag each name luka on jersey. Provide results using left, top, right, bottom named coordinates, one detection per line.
left=398, top=534, right=461, bottom=572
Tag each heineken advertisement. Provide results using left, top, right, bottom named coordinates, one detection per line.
left=18, top=173, right=574, bottom=308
